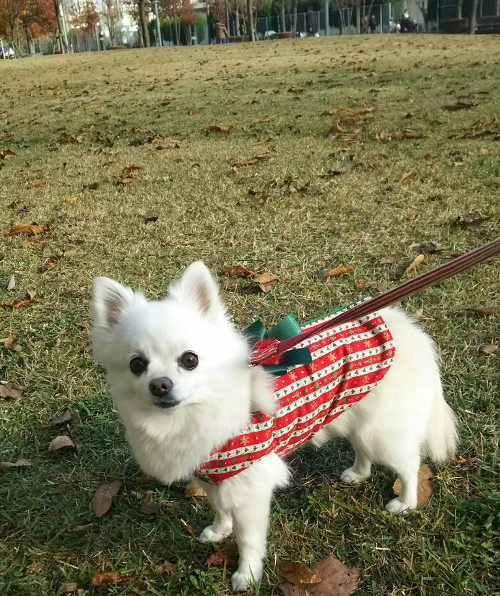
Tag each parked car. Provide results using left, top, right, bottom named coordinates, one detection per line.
left=0, top=45, right=15, bottom=59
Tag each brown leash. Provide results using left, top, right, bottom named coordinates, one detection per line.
left=250, top=237, right=500, bottom=366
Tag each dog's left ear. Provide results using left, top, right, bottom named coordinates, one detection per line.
left=168, top=261, right=226, bottom=320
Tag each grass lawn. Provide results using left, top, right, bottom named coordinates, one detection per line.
left=0, top=34, right=499, bottom=595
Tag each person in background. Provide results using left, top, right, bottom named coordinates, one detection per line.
left=215, top=21, right=228, bottom=44
left=370, top=14, right=377, bottom=33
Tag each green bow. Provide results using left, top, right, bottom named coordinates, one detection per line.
left=244, top=313, right=312, bottom=376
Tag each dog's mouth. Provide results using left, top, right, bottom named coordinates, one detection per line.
left=153, top=399, right=180, bottom=409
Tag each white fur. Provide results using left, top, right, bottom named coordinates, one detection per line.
left=91, top=262, right=457, bottom=591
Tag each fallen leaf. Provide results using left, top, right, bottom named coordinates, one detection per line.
left=48, top=435, right=76, bottom=452
left=43, top=253, right=64, bottom=272
left=280, top=555, right=360, bottom=596
left=9, top=223, right=50, bottom=236
left=480, top=343, right=498, bottom=355
left=469, top=306, right=500, bottom=315
left=452, top=214, right=489, bottom=228
left=222, top=265, right=255, bottom=278
left=3, top=337, right=22, bottom=351
left=48, top=409, right=80, bottom=428
left=119, top=176, right=135, bottom=184
left=356, top=281, right=367, bottom=291
left=89, top=571, right=123, bottom=587
left=316, top=266, right=354, bottom=280
left=0, top=149, right=17, bottom=159
left=409, top=242, right=445, bottom=254
left=65, top=195, right=78, bottom=203
left=251, top=272, right=278, bottom=293
left=0, top=458, right=31, bottom=470
left=205, top=548, right=235, bottom=567
left=92, top=480, right=121, bottom=517
left=393, top=463, right=433, bottom=508
left=261, top=114, right=277, bottom=122
left=403, top=254, right=425, bottom=277
left=184, top=481, right=207, bottom=498
left=322, top=106, right=343, bottom=115
left=207, top=125, right=232, bottom=134
left=155, top=561, right=177, bottom=574
left=399, top=171, right=415, bottom=182
left=0, top=381, right=27, bottom=400
left=0, top=291, right=38, bottom=308
left=449, top=454, right=468, bottom=464
left=59, top=582, right=78, bottom=593
left=140, top=490, right=156, bottom=515
left=278, top=561, right=321, bottom=585
left=74, top=321, right=89, bottom=330
left=442, top=102, right=477, bottom=111
left=379, top=255, right=397, bottom=265
left=7, top=274, right=15, bottom=290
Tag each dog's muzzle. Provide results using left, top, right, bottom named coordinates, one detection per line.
left=149, top=377, right=178, bottom=409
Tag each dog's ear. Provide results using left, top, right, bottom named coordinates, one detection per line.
left=92, top=277, right=135, bottom=330
left=168, top=261, right=226, bottom=320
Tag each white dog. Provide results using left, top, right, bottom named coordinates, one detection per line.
left=91, top=262, right=457, bottom=591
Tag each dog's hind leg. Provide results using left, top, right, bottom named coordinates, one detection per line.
left=384, top=451, right=420, bottom=514
left=340, top=439, right=372, bottom=484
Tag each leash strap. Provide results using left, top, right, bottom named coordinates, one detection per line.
left=250, top=237, right=500, bottom=366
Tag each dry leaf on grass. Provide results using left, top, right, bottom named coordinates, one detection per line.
left=409, top=242, right=445, bottom=254
left=0, top=458, right=31, bottom=470
left=251, top=273, right=278, bottom=293
left=205, top=548, right=235, bottom=567
left=7, top=274, right=15, bottom=290
left=207, top=125, right=232, bottom=134
left=449, top=454, right=468, bottom=464
left=279, top=562, right=321, bottom=585
left=379, top=255, right=397, bottom=265
left=316, top=266, right=354, bottom=280
left=468, top=306, right=500, bottom=315
left=48, top=435, right=76, bottom=452
left=393, top=463, right=433, bottom=508
left=59, top=581, right=78, bottom=593
left=1, top=149, right=17, bottom=159
left=0, top=291, right=37, bottom=308
left=403, top=254, right=426, bottom=277
left=47, top=409, right=80, bottom=428
left=155, top=560, right=177, bottom=574
left=89, top=571, right=123, bottom=587
left=452, top=213, right=490, bottom=228
left=442, top=102, right=477, bottom=111
left=280, top=555, right=359, bottom=596
left=0, top=381, right=27, bottom=400
left=3, top=337, right=22, bottom=351
left=141, top=490, right=156, bottom=515
left=480, top=343, right=498, bottom=355
left=222, top=265, right=255, bottom=278
left=92, top=480, right=121, bottom=517
left=9, top=223, right=50, bottom=236
left=184, top=481, right=207, bottom=498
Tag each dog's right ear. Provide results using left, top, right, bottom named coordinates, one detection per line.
left=92, top=277, right=135, bottom=330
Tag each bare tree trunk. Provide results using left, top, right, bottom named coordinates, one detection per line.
left=292, top=1, right=297, bottom=32
left=457, top=0, right=462, bottom=18
left=356, top=0, right=361, bottom=32
left=247, top=0, right=255, bottom=40
left=52, top=0, right=69, bottom=52
left=138, top=0, right=150, bottom=46
left=468, top=0, right=478, bottom=31
left=281, top=4, right=286, bottom=31
left=235, top=4, right=240, bottom=35
left=496, top=0, right=500, bottom=15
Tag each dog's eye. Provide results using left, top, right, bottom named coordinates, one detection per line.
left=179, top=351, right=198, bottom=370
left=130, top=356, right=148, bottom=376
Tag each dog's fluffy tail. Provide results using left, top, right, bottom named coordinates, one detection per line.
left=424, top=389, right=458, bottom=462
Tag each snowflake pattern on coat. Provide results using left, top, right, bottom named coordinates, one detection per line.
left=196, top=309, right=395, bottom=484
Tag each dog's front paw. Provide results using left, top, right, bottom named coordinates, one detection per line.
left=231, top=565, right=262, bottom=592
left=199, top=525, right=231, bottom=544
left=340, top=467, right=370, bottom=484
left=385, top=497, right=415, bottom=515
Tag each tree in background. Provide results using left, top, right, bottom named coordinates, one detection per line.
left=179, top=0, right=195, bottom=43
left=68, top=0, right=98, bottom=50
left=0, top=0, right=57, bottom=51
left=101, top=0, right=117, bottom=45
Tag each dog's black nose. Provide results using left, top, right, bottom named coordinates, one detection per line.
left=149, top=377, right=173, bottom=398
